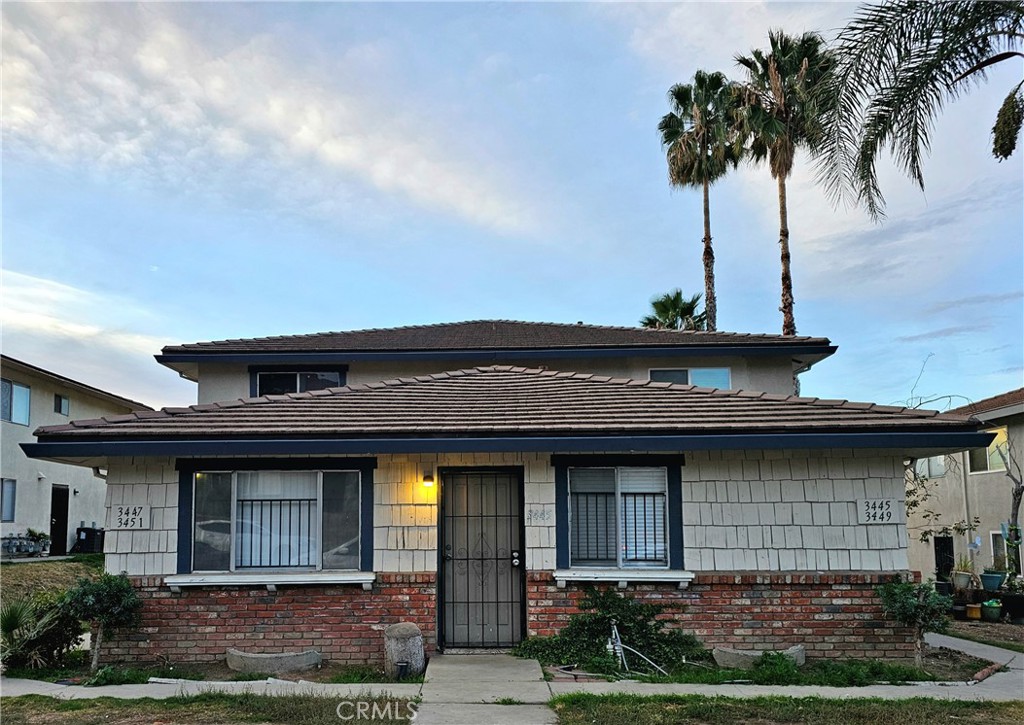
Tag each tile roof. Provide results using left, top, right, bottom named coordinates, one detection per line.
left=948, top=388, right=1024, bottom=417
left=160, top=320, right=832, bottom=355
left=35, top=366, right=976, bottom=441
left=1, top=355, right=153, bottom=411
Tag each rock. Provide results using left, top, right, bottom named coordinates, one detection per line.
left=225, top=648, right=322, bottom=674
left=712, top=644, right=806, bottom=671
left=383, top=622, right=425, bottom=679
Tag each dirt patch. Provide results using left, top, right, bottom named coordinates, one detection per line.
left=917, top=645, right=996, bottom=681
left=949, top=619, right=1024, bottom=646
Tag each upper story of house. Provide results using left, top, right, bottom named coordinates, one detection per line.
left=155, top=320, right=838, bottom=404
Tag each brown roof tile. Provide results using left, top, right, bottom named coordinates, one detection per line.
left=160, top=320, right=832, bottom=355
left=948, top=388, right=1024, bottom=417
left=35, top=366, right=976, bottom=441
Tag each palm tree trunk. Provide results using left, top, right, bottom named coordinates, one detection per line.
left=702, top=178, right=717, bottom=332
left=777, top=175, right=796, bottom=336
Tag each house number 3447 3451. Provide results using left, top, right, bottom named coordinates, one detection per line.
left=113, top=505, right=150, bottom=530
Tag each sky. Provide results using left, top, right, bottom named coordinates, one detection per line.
left=2, top=1, right=1022, bottom=411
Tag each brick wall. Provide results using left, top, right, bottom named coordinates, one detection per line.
left=102, top=573, right=436, bottom=665
left=526, top=571, right=916, bottom=659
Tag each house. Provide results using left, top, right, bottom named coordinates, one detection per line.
left=22, top=321, right=991, bottom=664
left=907, top=387, right=1024, bottom=579
left=2, top=355, right=152, bottom=556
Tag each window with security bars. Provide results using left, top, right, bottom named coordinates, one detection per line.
left=569, top=467, right=667, bottom=568
left=192, top=469, right=360, bottom=572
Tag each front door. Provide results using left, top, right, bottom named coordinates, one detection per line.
left=49, top=485, right=69, bottom=556
left=439, top=469, right=524, bottom=648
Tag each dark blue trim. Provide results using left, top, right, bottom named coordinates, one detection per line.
left=667, top=466, right=683, bottom=570
left=552, top=454, right=686, bottom=467
left=555, top=465, right=569, bottom=569
left=175, top=457, right=377, bottom=473
left=176, top=469, right=193, bottom=575
left=156, top=344, right=836, bottom=366
left=360, top=466, right=374, bottom=573
left=24, top=431, right=994, bottom=459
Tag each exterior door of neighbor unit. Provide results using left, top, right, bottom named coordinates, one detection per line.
left=933, top=536, right=954, bottom=580
left=439, top=469, right=524, bottom=648
left=49, top=485, right=70, bottom=556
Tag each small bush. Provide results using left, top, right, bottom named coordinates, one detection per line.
left=512, top=588, right=706, bottom=674
left=65, top=573, right=142, bottom=672
left=0, top=591, right=83, bottom=669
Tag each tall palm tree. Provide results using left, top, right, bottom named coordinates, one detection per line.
left=817, top=1, right=1024, bottom=219
left=658, top=71, right=743, bottom=332
left=640, top=289, right=707, bottom=331
left=735, top=30, right=834, bottom=336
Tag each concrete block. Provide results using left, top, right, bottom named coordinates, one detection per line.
left=227, top=648, right=322, bottom=674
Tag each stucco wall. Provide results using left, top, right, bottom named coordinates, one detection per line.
left=194, top=355, right=798, bottom=404
left=1, top=364, right=137, bottom=552
left=104, top=448, right=909, bottom=577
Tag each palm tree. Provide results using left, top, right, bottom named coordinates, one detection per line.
left=640, top=289, right=707, bottom=331
left=735, top=30, right=834, bottom=336
left=818, top=1, right=1024, bottom=219
left=658, top=71, right=743, bottom=332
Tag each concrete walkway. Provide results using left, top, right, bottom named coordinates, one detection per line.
left=1, top=634, right=1021, bottom=724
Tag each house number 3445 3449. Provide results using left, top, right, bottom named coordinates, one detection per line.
left=112, top=505, right=150, bottom=530
left=856, top=498, right=899, bottom=524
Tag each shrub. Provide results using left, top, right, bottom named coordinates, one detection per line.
left=512, top=588, right=705, bottom=674
left=876, top=579, right=951, bottom=668
left=65, top=573, right=142, bottom=672
left=0, top=591, right=83, bottom=669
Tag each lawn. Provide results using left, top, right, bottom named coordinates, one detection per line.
left=946, top=620, right=1024, bottom=654
left=0, top=693, right=416, bottom=725
left=0, top=555, right=103, bottom=602
left=551, top=694, right=1024, bottom=725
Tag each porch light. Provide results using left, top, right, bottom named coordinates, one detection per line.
left=422, top=471, right=435, bottom=488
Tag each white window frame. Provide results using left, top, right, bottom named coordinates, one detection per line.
left=568, top=466, right=669, bottom=571
left=1, top=378, right=31, bottom=426
left=648, top=367, right=731, bottom=389
left=1, top=479, right=15, bottom=522
left=968, top=426, right=1008, bottom=474
left=914, top=455, right=946, bottom=479
left=191, top=469, right=360, bottom=573
left=256, top=371, right=344, bottom=396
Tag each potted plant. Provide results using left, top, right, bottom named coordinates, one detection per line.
left=951, top=554, right=975, bottom=591
left=934, top=574, right=953, bottom=597
left=1001, top=575, right=1024, bottom=624
left=981, top=598, right=1002, bottom=622
left=25, top=529, right=50, bottom=557
left=981, top=555, right=1008, bottom=591
left=950, top=587, right=969, bottom=620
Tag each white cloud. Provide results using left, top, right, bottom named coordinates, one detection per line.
left=1, top=270, right=193, bottom=408
left=1, top=3, right=536, bottom=233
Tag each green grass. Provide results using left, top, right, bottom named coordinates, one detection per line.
left=944, top=631, right=1024, bottom=654
left=326, top=665, right=424, bottom=684
left=0, top=693, right=416, bottom=724
left=645, top=656, right=958, bottom=686
left=494, top=697, right=523, bottom=705
left=3, top=653, right=206, bottom=686
left=551, top=693, right=1024, bottom=725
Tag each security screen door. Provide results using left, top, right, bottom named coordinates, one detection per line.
left=439, top=469, right=524, bottom=648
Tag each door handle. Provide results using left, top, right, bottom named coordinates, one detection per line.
left=511, top=550, right=520, bottom=567
left=443, top=554, right=453, bottom=561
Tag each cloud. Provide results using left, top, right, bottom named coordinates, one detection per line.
left=895, top=325, right=988, bottom=343
left=1, top=269, right=193, bottom=408
left=1, top=3, right=536, bottom=234
left=925, top=291, right=1024, bottom=315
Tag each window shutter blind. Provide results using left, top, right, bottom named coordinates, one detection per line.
left=619, top=469, right=667, bottom=566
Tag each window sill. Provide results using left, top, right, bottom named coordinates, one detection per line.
left=164, top=571, right=376, bottom=592
left=553, top=568, right=695, bottom=590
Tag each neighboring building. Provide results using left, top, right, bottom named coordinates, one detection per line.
left=2, top=355, right=151, bottom=555
left=907, top=388, right=1024, bottom=579
left=23, top=321, right=990, bottom=664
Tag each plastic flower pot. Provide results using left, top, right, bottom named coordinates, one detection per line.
left=951, top=604, right=968, bottom=621
left=966, top=603, right=982, bottom=620
left=952, top=571, right=973, bottom=590
left=980, top=572, right=1006, bottom=591
left=981, top=604, right=1002, bottom=622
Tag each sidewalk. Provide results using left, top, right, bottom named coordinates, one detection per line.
left=1, top=633, right=1021, bottom=723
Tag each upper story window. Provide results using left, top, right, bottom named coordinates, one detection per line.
left=1, top=378, right=31, bottom=425
left=193, top=469, right=361, bottom=572
left=914, top=455, right=946, bottom=479
left=569, top=467, right=667, bottom=569
left=54, top=394, right=70, bottom=416
left=256, top=371, right=345, bottom=397
left=649, top=367, right=730, bottom=389
left=1, top=479, right=15, bottom=522
left=969, top=427, right=1008, bottom=473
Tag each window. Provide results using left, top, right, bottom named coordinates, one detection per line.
left=1, top=378, right=30, bottom=425
left=649, top=368, right=731, bottom=389
left=569, top=467, right=667, bottom=568
left=968, top=427, right=1008, bottom=473
left=54, top=394, right=70, bottom=416
left=256, top=371, right=345, bottom=396
left=914, top=456, right=946, bottom=479
left=1, top=479, right=15, bottom=522
left=192, top=469, right=360, bottom=572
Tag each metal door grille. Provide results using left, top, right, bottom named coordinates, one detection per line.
left=440, top=470, right=524, bottom=648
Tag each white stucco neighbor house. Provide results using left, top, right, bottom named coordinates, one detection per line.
left=22, top=321, right=992, bottom=665
left=907, top=387, right=1024, bottom=579
left=2, top=355, right=152, bottom=556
